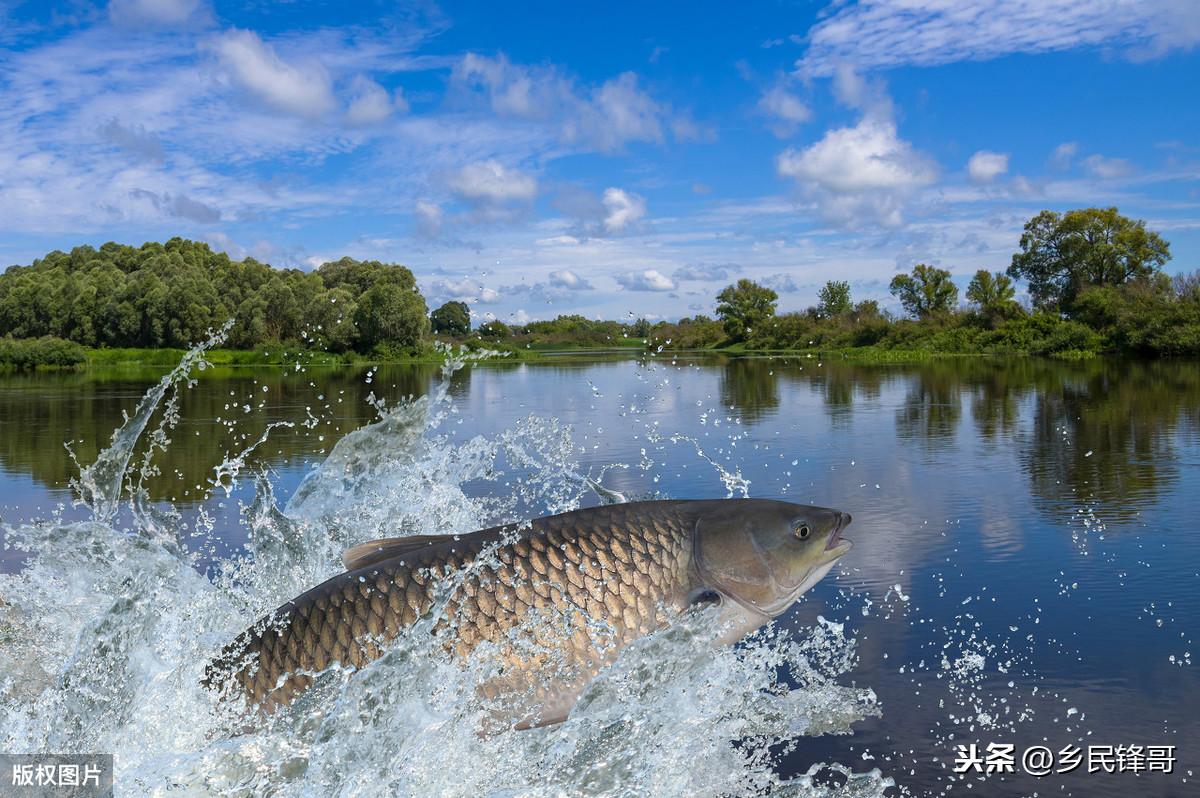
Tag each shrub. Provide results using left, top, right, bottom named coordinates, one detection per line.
left=0, top=336, right=87, bottom=369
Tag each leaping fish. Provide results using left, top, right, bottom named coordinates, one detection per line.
left=204, top=498, right=853, bottom=727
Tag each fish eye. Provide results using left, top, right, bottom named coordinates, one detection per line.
left=794, top=522, right=811, bottom=540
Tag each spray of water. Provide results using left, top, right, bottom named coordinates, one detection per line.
left=0, top=337, right=890, bottom=797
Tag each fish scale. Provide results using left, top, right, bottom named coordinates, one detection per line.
left=206, top=501, right=698, bottom=718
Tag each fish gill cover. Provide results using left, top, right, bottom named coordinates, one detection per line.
left=0, top=330, right=890, bottom=797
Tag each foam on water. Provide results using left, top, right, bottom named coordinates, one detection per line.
left=0, top=337, right=891, bottom=796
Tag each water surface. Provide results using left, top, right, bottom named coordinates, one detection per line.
left=1, top=353, right=1196, bottom=796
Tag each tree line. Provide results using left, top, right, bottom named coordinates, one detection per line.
left=0, top=238, right=429, bottom=354
left=653, top=207, right=1200, bottom=357
left=2, top=207, right=1197, bottom=366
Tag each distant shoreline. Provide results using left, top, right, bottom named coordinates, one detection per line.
left=0, top=341, right=1118, bottom=374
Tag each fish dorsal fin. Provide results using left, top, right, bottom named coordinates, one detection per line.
left=342, top=534, right=456, bottom=571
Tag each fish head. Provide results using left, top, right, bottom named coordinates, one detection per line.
left=691, top=499, right=852, bottom=618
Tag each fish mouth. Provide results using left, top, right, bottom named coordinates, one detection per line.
left=823, top=511, right=853, bottom=557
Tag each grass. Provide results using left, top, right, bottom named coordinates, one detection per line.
left=9, top=338, right=1091, bottom=372
left=685, top=342, right=963, bottom=363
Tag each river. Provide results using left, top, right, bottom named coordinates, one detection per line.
left=1, top=350, right=1197, bottom=796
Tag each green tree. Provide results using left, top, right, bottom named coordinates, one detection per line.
left=353, top=283, right=429, bottom=349
left=630, top=317, right=652, bottom=338
left=966, top=270, right=1020, bottom=323
left=477, top=320, right=511, bottom=340
left=817, top=280, right=852, bottom=317
left=1007, top=207, right=1171, bottom=311
left=715, top=279, right=778, bottom=342
left=431, top=301, right=471, bottom=336
left=889, top=264, right=959, bottom=319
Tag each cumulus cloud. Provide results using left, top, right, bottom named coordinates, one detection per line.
left=499, top=271, right=597, bottom=306
left=448, top=160, right=537, bottom=205
left=109, top=0, right=206, bottom=27
left=967, top=150, right=1009, bottom=182
left=761, top=273, right=801, bottom=293
left=452, top=53, right=682, bottom=153
left=346, top=76, right=404, bottom=125
left=758, top=85, right=811, bottom=137
left=549, top=269, right=592, bottom=290
left=777, top=117, right=937, bottom=227
left=554, top=185, right=646, bottom=237
left=673, top=262, right=739, bottom=282
left=427, top=277, right=502, bottom=304
left=211, top=29, right=336, bottom=118
left=1083, top=154, right=1136, bottom=179
left=797, top=0, right=1200, bottom=75
left=600, top=188, right=646, bottom=233
left=616, top=269, right=676, bottom=292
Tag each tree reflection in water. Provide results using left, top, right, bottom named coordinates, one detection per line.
left=0, top=356, right=1196, bottom=528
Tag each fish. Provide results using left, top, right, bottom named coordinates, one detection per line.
left=204, top=498, right=853, bottom=728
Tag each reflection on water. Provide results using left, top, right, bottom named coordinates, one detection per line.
left=3, top=357, right=1194, bottom=524
left=0, top=364, right=440, bottom=503
left=0, top=354, right=1198, bottom=797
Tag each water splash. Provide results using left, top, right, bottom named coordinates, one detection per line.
left=0, top=342, right=887, bottom=796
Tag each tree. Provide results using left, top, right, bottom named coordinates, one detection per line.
left=431, top=300, right=471, bottom=336
left=853, top=299, right=882, bottom=319
left=353, top=282, right=429, bottom=349
left=889, top=264, right=959, bottom=319
left=966, top=270, right=1019, bottom=323
left=0, top=240, right=438, bottom=354
left=630, top=317, right=652, bottom=338
left=715, top=279, right=778, bottom=342
left=1007, top=207, right=1171, bottom=311
left=477, top=320, right=511, bottom=340
left=817, top=280, right=852, bottom=317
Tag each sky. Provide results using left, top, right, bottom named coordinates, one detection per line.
left=1, top=0, right=1198, bottom=324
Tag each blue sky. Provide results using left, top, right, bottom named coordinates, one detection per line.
left=1, top=0, right=1198, bottom=323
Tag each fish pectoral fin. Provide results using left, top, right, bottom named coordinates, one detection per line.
left=342, top=534, right=457, bottom=570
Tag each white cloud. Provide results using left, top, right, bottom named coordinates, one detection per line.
left=601, top=187, right=646, bottom=233
left=616, top=269, right=676, bottom=291
left=581, top=73, right=665, bottom=149
left=452, top=53, right=680, bottom=153
left=448, top=160, right=537, bottom=205
left=427, top=277, right=502, bottom=304
left=673, top=262, right=739, bottom=281
left=761, top=273, right=801, bottom=293
left=1083, top=154, right=1136, bottom=179
left=211, top=29, right=336, bottom=118
left=549, top=269, right=592, bottom=289
left=758, top=85, right=811, bottom=136
left=346, top=76, right=404, bottom=125
left=777, top=117, right=937, bottom=226
left=553, top=185, right=645, bottom=238
left=798, top=0, right=1200, bottom=75
left=109, top=0, right=206, bottom=27
left=413, top=200, right=443, bottom=238
left=967, top=150, right=1009, bottom=182
left=1051, top=141, right=1078, bottom=170
left=510, top=309, right=532, bottom=324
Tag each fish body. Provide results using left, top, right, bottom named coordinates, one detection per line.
left=206, top=499, right=852, bottom=726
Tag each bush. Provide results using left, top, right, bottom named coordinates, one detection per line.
left=0, top=336, right=87, bottom=369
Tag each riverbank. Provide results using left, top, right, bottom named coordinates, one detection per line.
left=0, top=339, right=1104, bottom=372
